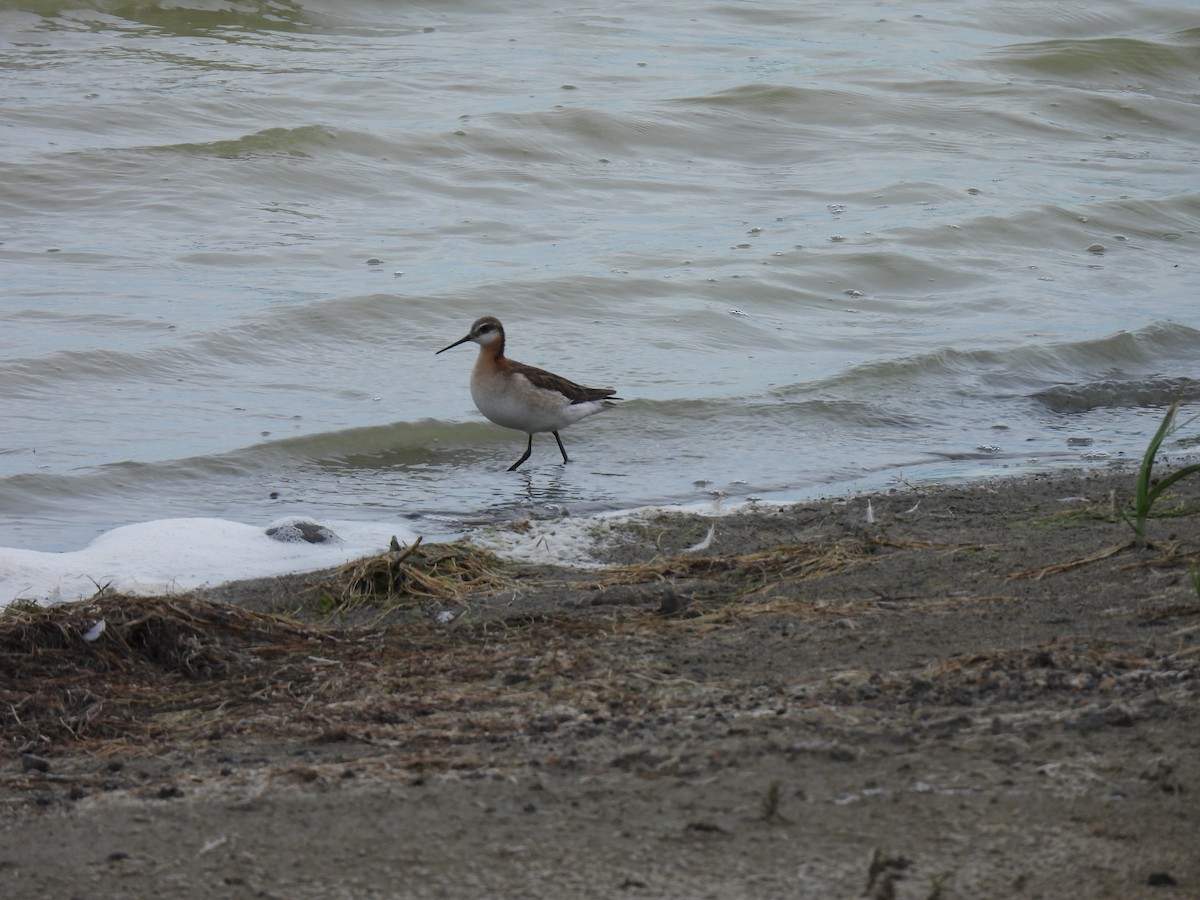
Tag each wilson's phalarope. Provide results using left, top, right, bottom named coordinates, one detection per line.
left=436, top=316, right=620, bottom=471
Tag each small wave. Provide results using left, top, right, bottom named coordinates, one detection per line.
left=988, top=34, right=1200, bottom=86
left=161, top=125, right=390, bottom=161
left=673, top=82, right=841, bottom=112
left=28, top=1, right=314, bottom=38
left=670, top=82, right=878, bottom=134
left=814, top=322, right=1200, bottom=395
left=1033, top=377, right=1198, bottom=414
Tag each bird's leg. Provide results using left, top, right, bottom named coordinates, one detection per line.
left=508, top=434, right=534, bottom=471
left=553, top=431, right=569, bottom=464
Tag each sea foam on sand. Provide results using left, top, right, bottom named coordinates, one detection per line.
left=0, top=517, right=424, bottom=609
left=1, top=497, right=742, bottom=609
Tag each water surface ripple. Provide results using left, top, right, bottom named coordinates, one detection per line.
left=1, top=0, right=1197, bottom=552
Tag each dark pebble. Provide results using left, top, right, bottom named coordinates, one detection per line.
left=21, top=753, right=51, bottom=773
left=266, top=520, right=340, bottom=544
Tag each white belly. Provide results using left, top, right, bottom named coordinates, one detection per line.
left=471, top=371, right=608, bottom=434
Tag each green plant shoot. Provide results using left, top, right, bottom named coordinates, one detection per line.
left=1124, top=396, right=1200, bottom=549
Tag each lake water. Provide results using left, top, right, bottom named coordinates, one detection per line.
left=1, top=1, right=1198, bottom=596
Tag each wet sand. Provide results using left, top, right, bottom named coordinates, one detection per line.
left=2, top=467, right=1198, bottom=899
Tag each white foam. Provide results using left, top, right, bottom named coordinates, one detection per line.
left=1, top=497, right=786, bottom=609
left=465, top=497, right=760, bottom=567
left=470, top=516, right=612, bottom=568
left=0, top=517, right=423, bottom=608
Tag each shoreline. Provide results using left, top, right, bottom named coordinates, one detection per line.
left=0, top=457, right=1128, bottom=602
left=2, top=465, right=1198, bottom=898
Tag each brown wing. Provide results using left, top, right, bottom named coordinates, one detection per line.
left=509, top=360, right=619, bottom=405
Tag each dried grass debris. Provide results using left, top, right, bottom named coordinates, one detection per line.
left=0, top=592, right=338, bottom=750
left=325, top=537, right=510, bottom=613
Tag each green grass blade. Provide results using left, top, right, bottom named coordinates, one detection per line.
left=1146, top=462, right=1200, bottom=506
left=1137, top=400, right=1178, bottom=507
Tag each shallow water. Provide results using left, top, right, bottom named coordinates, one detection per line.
left=2, top=0, right=1198, bottom=561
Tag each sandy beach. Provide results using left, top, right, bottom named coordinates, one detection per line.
left=2, top=467, right=1198, bottom=899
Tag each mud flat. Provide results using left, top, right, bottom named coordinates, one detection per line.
left=2, top=468, right=1198, bottom=899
